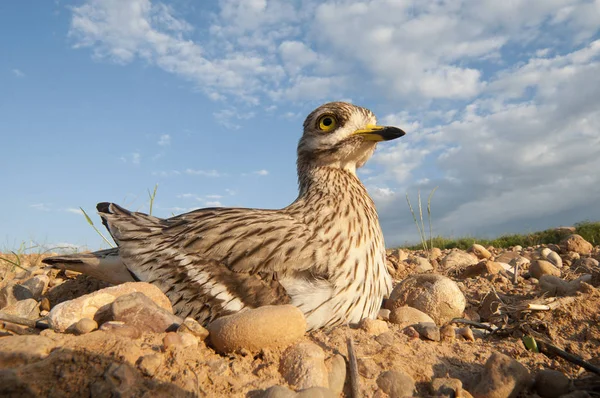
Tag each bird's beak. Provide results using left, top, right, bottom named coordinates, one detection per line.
left=353, top=124, right=406, bottom=141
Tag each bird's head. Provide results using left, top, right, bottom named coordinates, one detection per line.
left=297, top=102, right=405, bottom=172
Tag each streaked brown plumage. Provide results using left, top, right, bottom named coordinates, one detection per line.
left=43, top=102, right=406, bottom=330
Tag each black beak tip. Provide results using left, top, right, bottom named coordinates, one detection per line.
left=383, top=126, right=406, bottom=140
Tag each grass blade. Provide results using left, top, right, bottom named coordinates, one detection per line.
left=79, top=207, right=115, bottom=248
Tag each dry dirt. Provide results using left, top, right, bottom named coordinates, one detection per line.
left=1, top=246, right=600, bottom=398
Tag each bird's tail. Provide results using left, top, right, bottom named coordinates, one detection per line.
left=42, top=248, right=135, bottom=285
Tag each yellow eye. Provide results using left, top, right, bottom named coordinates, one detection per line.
left=317, top=115, right=337, bottom=132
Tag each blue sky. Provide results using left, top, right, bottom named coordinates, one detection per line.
left=1, top=0, right=599, bottom=251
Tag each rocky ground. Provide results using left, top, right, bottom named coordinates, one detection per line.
left=1, top=232, right=599, bottom=398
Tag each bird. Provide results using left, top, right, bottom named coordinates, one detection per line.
left=43, top=102, right=406, bottom=330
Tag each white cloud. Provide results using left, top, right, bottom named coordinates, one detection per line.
left=253, top=169, right=269, bottom=176
left=213, top=109, right=255, bottom=129
left=132, top=152, right=141, bottom=165
left=157, top=134, right=171, bottom=146
left=30, top=203, right=51, bottom=211
left=204, top=201, right=223, bottom=207
left=205, top=194, right=223, bottom=199
left=152, top=170, right=181, bottom=177
left=65, top=208, right=83, bottom=215
left=185, top=169, right=222, bottom=177
left=12, top=68, right=25, bottom=77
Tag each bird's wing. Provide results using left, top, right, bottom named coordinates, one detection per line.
left=96, top=202, right=323, bottom=322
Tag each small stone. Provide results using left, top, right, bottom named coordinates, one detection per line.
left=441, top=251, right=479, bottom=270
left=440, top=324, right=456, bottom=341
left=0, top=298, right=40, bottom=320
left=389, top=306, right=436, bottom=327
left=110, top=292, right=182, bottom=333
left=573, top=257, right=599, bottom=270
left=414, top=322, right=440, bottom=341
left=431, top=377, right=463, bottom=397
left=457, top=327, right=474, bottom=342
left=325, top=354, right=346, bottom=397
left=137, top=353, right=163, bottom=377
left=280, top=341, right=329, bottom=389
left=496, top=251, right=524, bottom=264
left=429, top=247, right=443, bottom=260
left=0, top=282, right=31, bottom=309
left=479, top=291, right=502, bottom=321
left=471, top=352, right=530, bottom=398
left=541, top=248, right=563, bottom=268
left=208, top=305, right=306, bottom=354
left=458, top=261, right=504, bottom=278
left=530, top=260, right=561, bottom=279
left=74, top=318, right=98, bottom=334
left=40, top=297, right=51, bottom=312
left=403, top=326, right=420, bottom=339
left=406, top=256, right=433, bottom=272
left=20, top=275, right=49, bottom=300
left=377, top=309, right=390, bottom=321
left=387, top=274, right=466, bottom=324
left=100, top=321, right=142, bottom=339
left=47, top=282, right=172, bottom=332
left=359, top=318, right=389, bottom=335
left=389, top=248, right=409, bottom=262
left=177, top=317, right=209, bottom=340
left=259, top=385, right=296, bottom=398
left=560, top=234, right=593, bottom=255
left=534, top=369, right=570, bottom=398
left=296, top=387, right=335, bottom=398
left=163, top=332, right=183, bottom=349
left=177, top=332, right=198, bottom=349
left=538, top=274, right=591, bottom=296
left=376, top=370, right=416, bottom=398
left=469, top=244, right=492, bottom=259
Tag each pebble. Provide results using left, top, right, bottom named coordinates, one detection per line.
left=177, top=332, right=199, bottom=349
left=280, top=341, right=329, bottom=389
left=110, top=292, right=182, bottom=333
left=406, top=256, right=433, bottom=272
left=325, top=354, right=346, bottom=397
left=389, top=306, right=436, bottom=327
left=47, top=282, right=173, bottom=332
left=0, top=298, right=40, bottom=320
left=389, top=248, right=409, bottom=262
left=429, top=247, right=443, bottom=260
left=40, top=297, right=51, bottom=312
left=377, top=309, right=391, bottom=321
left=163, top=332, right=183, bottom=350
left=431, top=377, right=463, bottom=397
left=99, top=321, right=142, bottom=339
left=441, top=250, right=479, bottom=270
left=457, top=327, right=475, bottom=341
left=403, top=326, right=420, bottom=339
left=471, top=352, right=530, bottom=398
left=208, top=305, right=306, bottom=354
left=539, top=274, right=592, bottom=296
left=74, top=318, right=98, bottom=334
left=560, top=234, right=593, bottom=255
left=376, top=370, right=416, bottom=398
left=177, top=317, right=209, bottom=340
left=496, top=251, right=523, bottom=264
left=534, top=369, right=570, bottom=398
left=296, top=387, right=335, bottom=398
left=388, top=274, right=466, bottom=324
left=414, top=322, right=440, bottom=341
left=137, top=353, right=163, bottom=377
left=573, top=257, right=599, bottom=270
left=260, top=385, right=297, bottom=398
left=541, top=248, right=563, bottom=268
left=440, top=324, right=456, bottom=341
left=469, top=244, right=492, bottom=259
left=358, top=318, right=389, bottom=335
left=0, top=282, right=32, bottom=309
left=20, top=275, right=49, bottom=300
left=530, top=260, right=561, bottom=279
left=458, top=261, right=504, bottom=278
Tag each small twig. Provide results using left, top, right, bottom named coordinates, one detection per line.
left=347, top=337, right=360, bottom=398
left=0, top=312, right=49, bottom=329
left=537, top=340, right=600, bottom=377
left=450, top=318, right=496, bottom=332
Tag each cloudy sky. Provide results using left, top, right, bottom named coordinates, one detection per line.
left=1, top=0, right=599, bottom=251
